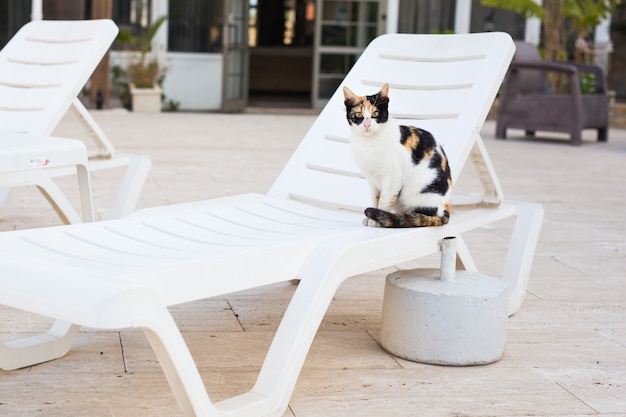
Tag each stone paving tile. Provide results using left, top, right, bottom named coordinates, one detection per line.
left=0, top=109, right=625, bottom=416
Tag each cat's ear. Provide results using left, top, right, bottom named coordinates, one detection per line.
left=379, top=83, right=390, bottom=99
left=374, top=83, right=390, bottom=105
left=343, top=86, right=358, bottom=105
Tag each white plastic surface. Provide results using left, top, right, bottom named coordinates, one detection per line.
left=0, top=132, right=93, bottom=223
left=0, top=32, right=544, bottom=417
left=0, top=132, right=87, bottom=172
left=0, top=19, right=151, bottom=222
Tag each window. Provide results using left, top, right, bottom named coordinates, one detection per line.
left=250, top=0, right=315, bottom=47
left=113, top=0, right=152, bottom=34
left=397, top=0, right=456, bottom=34
left=168, top=0, right=223, bottom=53
left=0, top=0, right=31, bottom=48
left=470, top=0, right=525, bottom=39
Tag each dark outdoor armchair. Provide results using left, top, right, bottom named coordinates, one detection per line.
left=496, top=41, right=609, bottom=145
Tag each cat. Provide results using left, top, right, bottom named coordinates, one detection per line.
left=342, top=83, right=452, bottom=228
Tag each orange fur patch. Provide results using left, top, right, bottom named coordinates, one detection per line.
left=403, top=132, right=420, bottom=152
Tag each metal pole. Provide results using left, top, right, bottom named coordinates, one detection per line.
left=440, top=236, right=456, bottom=282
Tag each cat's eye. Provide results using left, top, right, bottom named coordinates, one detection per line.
left=354, top=111, right=363, bottom=118
left=372, top=111, right=379, bottom=117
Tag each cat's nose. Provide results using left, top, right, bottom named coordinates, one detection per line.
left=364, top=118, right=371, bottom=130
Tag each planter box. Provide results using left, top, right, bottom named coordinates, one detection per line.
left=130, top=84, right=162, bottom=112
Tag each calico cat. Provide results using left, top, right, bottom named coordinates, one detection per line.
left=343, top=83, right=452, bottom=228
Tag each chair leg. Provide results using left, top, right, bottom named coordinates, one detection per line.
left=32, top=174, right=84, bottom=224
left=137, top=307, right=218, bottom=417
left=502, top=202, right=544, bottom=315
left=252, top=244, right=354, bottom=417
left=139, top=236, right=458, bottom=417
left=253, top=236, right=446, bottom=417
left=0, top=320, right=80, bottom=370
left=110, top=155, right=152, bottom=219
left=495, top=122, right=506, bottom=139
left=570, top=129, right=582, bottom=146
left=0, top=171, right=84, bottom=224
left=76, top=163, right=94, bottom=222
left=139, top=289, right=328, bottom=417
left=140, top=296, right=314, bottom=417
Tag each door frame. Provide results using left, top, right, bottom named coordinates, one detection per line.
left=221, top=0, right=250, bottom=112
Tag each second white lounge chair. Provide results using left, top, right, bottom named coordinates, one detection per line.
left=0, top=32, right=543, bottom=417
left=0, top=19, right=151, bottom=224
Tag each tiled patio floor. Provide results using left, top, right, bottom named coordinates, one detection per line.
left=0, top=109, right=625, bottom=416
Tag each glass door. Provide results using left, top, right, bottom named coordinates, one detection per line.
left=222, top=0, right=250, bottom=112
left=312, top=0, right=386, bottom=108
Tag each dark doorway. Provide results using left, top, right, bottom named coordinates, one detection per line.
left=247, top=0, right=315, bottom=109
left=0, top=0, right=30, bottom=48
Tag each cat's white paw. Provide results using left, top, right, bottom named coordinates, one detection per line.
left=363, top=217, right=380, bottom=227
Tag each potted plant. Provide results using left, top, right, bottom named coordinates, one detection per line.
left=116, top=15, right=167, bottom=112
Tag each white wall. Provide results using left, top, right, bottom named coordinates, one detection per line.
left=162, top=53, right=223, bottom=111
left=150, top=1, right=223, bottom=111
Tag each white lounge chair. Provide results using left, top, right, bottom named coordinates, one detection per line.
left=0, top=32, right=543, bottom=417
left=0, top=19, right=151, bottom=223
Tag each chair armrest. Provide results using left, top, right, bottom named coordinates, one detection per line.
left=510, top=60, right=578, bottom=74
left=511, top=60, right=607, bottom=94
left=509, top=60, right=581, bottom=97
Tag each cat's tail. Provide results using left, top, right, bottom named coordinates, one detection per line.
left=364, top=207, right=449, bottom=228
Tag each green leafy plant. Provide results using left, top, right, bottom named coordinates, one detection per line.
left=481, top=0, right=619, bottom=61
left=579, top=72, right=598, bottom=93
left=116, top=15, right=168, bottom=88
left=482, top=0, right=618, bottom=95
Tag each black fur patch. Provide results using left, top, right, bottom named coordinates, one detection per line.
left=400, top=127, right=438, bottom=164
left=420, top=171, right=450, bottom=195
left=365, top=207, right=448, bottom=228
left=413, top=206, right=438, bottom=217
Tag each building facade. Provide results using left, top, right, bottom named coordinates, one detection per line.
left=0, top=0, right=619, bottom=111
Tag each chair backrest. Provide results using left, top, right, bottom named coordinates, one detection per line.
left=0, top=19, right=118, bottom=136
left=512, top=40, right=546, bottom=94
left=269, top=32, right=515, bottom=211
